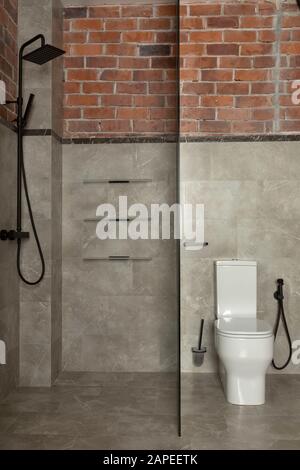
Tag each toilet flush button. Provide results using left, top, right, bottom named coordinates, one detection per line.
left=0, top=340, right=6, bottom=365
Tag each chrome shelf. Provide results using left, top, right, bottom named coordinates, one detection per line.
left=83, top=179, right=152, bottom=184
left=83, top=256, right=152, bottom=262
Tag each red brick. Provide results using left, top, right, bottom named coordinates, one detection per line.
left=102, top=95, right=132, bottom=107
left=150, top=108, right=176, bottom=119
left=64, top=19, right=70, bottom=31
left=281, top=43, right=300, bottom=55
left=119, top=57, right=149, bottom=68
left=189, top=4, right=221, bottom=15
left=68, top=121, right=100, bottom=132
left=240, top=16, right=274, bottom=28
left=122, top=31, right=154, bottom=42
left=207, top=44, right=239, bottom=56
left=280, top=69, right=300, bottom=80
left=117, top=82, right=147, bottom=94
left=258, top=2, right=276, bottom=14
left=259, top=30, right=276, bottom=43
left=181, top=17, right=203, bottom=30
left=180, top=69, right=199, bottom=81
left=251, top=83, right=275, bottom=94
left=83, top=108, right=115, bottom=119
left=241, top=43, right=273, bottom=55
left=122, top=5, right=153, bottom=17
left=236, top=96, right=273, bottom=107
left=217, top=83, right=249, bottom=95
left=89, top=6, right=120, bottom=18
left=223, top=4, right=256, bottom=15
left=117, top=108, right=148, bottom=119
left=253, top=56, right=275, bottom=68
left=200, top=121, right=231, bottom=133
left=71, top=19, right=103, bottom=30
left=100, top=120, right=132, bottom=132
left=100, top=70, right=132, bottom=81
left=220, top=57, right=251, bottom=68
left=89, top=32, right=120, bottom=43
left=64, top=32, right=87, bottom=43
left=190, top=31, right=222, bottom=42
left=133, top=120, right=164, bottom=133
left=64, top=108, right=81, bottom=119
left=184, top=57, right=217, bottom=69
left=64, top=57, right=84, bottom=68
left=133, top=70, right=163, bottom=81
left=66, top=95, right=98, bottom=106
left=134, top=95, right=165, bottom=107
left=182, top=108, right=215, bottom=120
left=64, top=82, right=80, bottom=94
left=167, top=95, right=177, bottom=107
left=86, top=57, right=117, bottom=68
left=180, top=44, right=205, bottom=56
left=152, top=57, right=176, bottom=68
left=83, top=82, right=114, bottom=94
left=149, top=82, right=177, bottom=94
left=181, top=96, right=199, bottom=107
left=182, top=82, right=215, bottom=95
left=140, top=18, right=171, bottom=30
left=202, top=70, right=233, bottom=81
left=282, top=16, right=300, bottom=28
left=218, top=108, right=251, bottom=120
left=207, top=17, right=239, bottom=28
left=202, top=96, right=233, bottom=107
left=280, top=121, right=300, bottom=132
left=70, top=44, right=102, bottom=56
left=155, top=5, right=176, bottom=16
left=105, top=44, right=136, bottom=56
left=68, top=69, right=98, bottom=81
left=224, top=31, right=256, bottom=43
left=166, top=69, right=176, bottom=80
left=235, top=69, right=270, bottom=81
left=105, top=19, right=137, bottom=30
left=156, top=32, right=177, bottom=43
left=165, top=120, right=177, bottom=133
left=180, top=120, right=198, bottom=133
left=232, top=121, right=265, bottom=133
left=252, top=108, right=274, bottom=120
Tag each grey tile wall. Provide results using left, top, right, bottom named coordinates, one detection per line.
left=62, top=143, right=177, bottom=372
left=18, top=0, right=63, bottom=386
left=180, top=141, right=300, bottom=374
left=0, top=123, right=19, bottom=399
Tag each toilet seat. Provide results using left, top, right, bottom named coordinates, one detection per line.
left=215, top=317, right=273, bottom=339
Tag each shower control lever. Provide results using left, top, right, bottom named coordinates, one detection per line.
left=0, top=230, right=29, bottom=241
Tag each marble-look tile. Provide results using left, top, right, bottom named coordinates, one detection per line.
left=0, top=124, right=19, bottom=399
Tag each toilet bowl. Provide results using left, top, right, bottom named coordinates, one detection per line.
left=214, top=260, right=274, bottom=406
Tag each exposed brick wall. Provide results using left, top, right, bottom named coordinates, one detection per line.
left=180, top=0, right=300, bottom=135
left=0, top=0, right=18, bottom=122
left=63, top=4, right=177, bottom=138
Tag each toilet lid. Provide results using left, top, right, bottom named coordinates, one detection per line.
left=216, top=317, right=273, bottom=337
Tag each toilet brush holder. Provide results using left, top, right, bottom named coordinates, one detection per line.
left=191, top=346, right=207, bottom=367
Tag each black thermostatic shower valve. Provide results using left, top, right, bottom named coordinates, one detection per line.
left=0, top=230, right=29, bottom=241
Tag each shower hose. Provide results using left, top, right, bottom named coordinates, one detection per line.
left=17, top=137, right=45, bottom=285
left=272, top=278, right=293, bottom=370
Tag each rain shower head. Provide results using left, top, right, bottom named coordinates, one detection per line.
left=23, top=43, right=65, bottom=65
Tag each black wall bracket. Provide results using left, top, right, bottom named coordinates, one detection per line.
left=0, top=230, right=30, bottom=241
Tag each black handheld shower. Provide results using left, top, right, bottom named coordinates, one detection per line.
left=8, top=35, right=65, bottom=285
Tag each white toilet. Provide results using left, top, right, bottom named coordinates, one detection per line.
left=214, top=260, right=274, bottom=406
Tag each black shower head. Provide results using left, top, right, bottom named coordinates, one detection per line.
left=23, top=43, right=65, bottom=65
